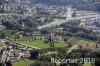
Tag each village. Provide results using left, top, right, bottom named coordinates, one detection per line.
left=0, top=0, right=100, bottom=66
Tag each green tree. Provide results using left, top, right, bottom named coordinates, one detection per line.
left=97, top=37, right=100, bottom=44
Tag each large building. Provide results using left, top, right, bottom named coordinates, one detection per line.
left=66, top=6, right=73, bottom=19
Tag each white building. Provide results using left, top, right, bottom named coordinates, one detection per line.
left=66, top=6, right=73, bottom=19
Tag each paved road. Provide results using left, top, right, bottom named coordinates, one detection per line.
left=38, top=19, right=65, bottom=29
left=67, top=44, right=77, bottom=53
left=38, top=14, right=100, bottom=29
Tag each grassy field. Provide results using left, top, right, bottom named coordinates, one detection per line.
left=20, top=41, right=50, bottom=48
left=78, top=40, right=96, bottom=45
left=20, top=40, right=66, bottom=49
left=8, top=36, right=66, bottom=48
left=12, top=59, right=36, bottom=66
left=7, top=35, right=96, bottom=49
left=0, top=40, right=4, bottom=46
left=83, top=63, right=92, bottom=66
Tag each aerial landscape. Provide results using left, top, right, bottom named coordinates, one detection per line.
left=0, top=0, right=100, bottom=66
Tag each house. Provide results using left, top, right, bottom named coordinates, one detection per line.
left=78, top=44, right=95, bottom=49
left=0, top=46, right=8, bottom=53
left=96, top=44, right=100, bottom=48
left=0, top=25, right=5, bottom=30
left=92, top=30, right=100, bottom=34
left=19, top=51, right=30, bottom=58
left=93, top=44, right=100, bottom=51
left=4, top=41, right=17, bottom=47
left=32, top=31, right=41, bottom=36
left=54, top=36, right=63, bottom=42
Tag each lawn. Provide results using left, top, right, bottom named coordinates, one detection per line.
left=83, top=63, right=92, bottom=66
left=0, top=40, right=4, bottom=46
left=12, top=59, right=36, bottom=66
left=78, top=40, right=96, bottom=45
left=20, top=41, right=66, bottom=49
left=39, top=17, right=45, bottom=23
left=8, top=36, right=66, bottom=49
left=7, top=35, right=96, bottom=48
left=65, top=36, right=79, bottom=46
left=20, top=41, right=50, bottom=48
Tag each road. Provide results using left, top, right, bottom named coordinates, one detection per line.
left=38, top=19, right=65, bottom=29
left=67, top=44, right=77, bottom=53
left=38, top=14, right=100, bottom=29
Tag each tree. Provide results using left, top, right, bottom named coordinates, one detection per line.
left=95, top=58, right=100, bottom=66
left=0, top=31, right=6, bottom=39
left=97, top=37, right=100, bottom=44
left=30, top=50, right=39, bottom=59
left=68, top=43, right=72, bottom=47
left=72, top=11, right=76, bottom=17
left=6, top=61, right=12, bottom=66
left=64, top=38, right=67, bottom=42
left=0, top=0, right=6, bottom=5
left=0, top=62, right=3, bottom=66
left=34, top=37, right=37, bottom=41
